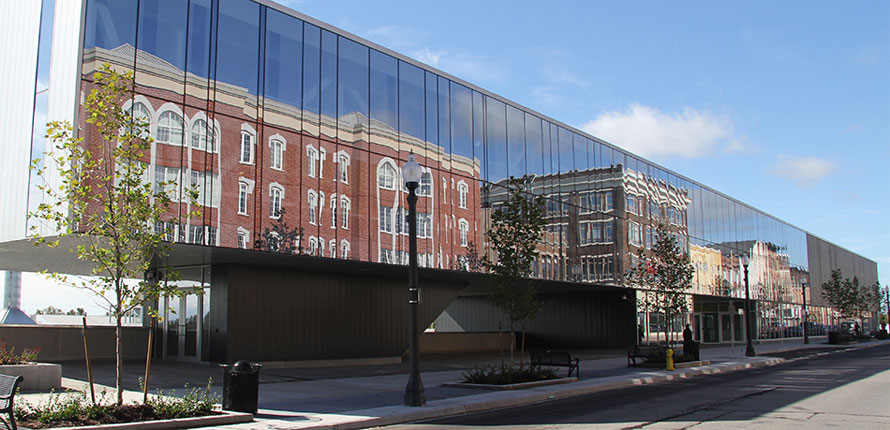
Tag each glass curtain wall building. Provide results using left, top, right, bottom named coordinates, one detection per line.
left=7, top=0, right=877, bottom=360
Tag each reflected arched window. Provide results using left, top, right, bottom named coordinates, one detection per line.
left=308, top=236, right=318, bottom=255
left=340, top=240, right=350, bottom=259
left=329, top=239, right=337, bottom=258
left=308, top=189, right=318, bottom=225
left=457, top=181, right=468, bottom=208
left=269, top=184, right=283, bottom=219
left=459, top=218, right=469, bottom=247
left=418, top=171, right=432, bottom=196
left=378, top=162, right=397, bottom=190
left=340, top=196, right=350, bottom=229
left=157, top=111, right=184, bottom=145
left=191, top=119, right=216, bottom=152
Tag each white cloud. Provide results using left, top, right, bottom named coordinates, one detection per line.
left=580, top=104, right=741, bottom=159
left=769, top=156, right=837, bottom=187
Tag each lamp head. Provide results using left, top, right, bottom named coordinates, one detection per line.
left=740, top=254, right=749, bottom=267
left=402, top=154, right=422, bottom=187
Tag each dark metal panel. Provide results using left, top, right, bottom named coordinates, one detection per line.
left=220, top=264, right=465, bottom=362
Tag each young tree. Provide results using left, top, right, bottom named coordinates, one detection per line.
left=483, top=177, right=546, bottom=368
left=30, top=63, right=195, bottom=405
left=626, top=223, right=694, bottom=344
left=821, top=269, right=860, bottom=321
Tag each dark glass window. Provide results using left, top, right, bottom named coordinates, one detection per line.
left=338, top=37, right=369, bottom=140
left=186, top=0, right=213, bottom=79
left=438, top=76, right=451, bottom=157
left=370, top=50, right=398, bottom=136
left=558, top=127, right=573, bottom=173
left=320, top=30, right=338, bottom=120
left=265, top=9, right=303, bottom=107
left=398, top=61, right=425, bottom=143
left=84, top=0, right=137, bottom=52
left=216, top=0, right=259, bottom=94
left=450, top=82, right=473, bottom=162
left=303, top=23, right=321, bottom=115
left=506, top=105, right=525, bottom=178
left=425, top=72, right=438, bottom=147
left=137, top=0, right=187, bottom=71
left=485, top=97, right=507, bottom=182
left=472, top=91, right=484, bottom=173
left=525, top=113, right=543, bottom=176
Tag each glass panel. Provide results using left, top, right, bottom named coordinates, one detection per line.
left=136, top=0, right=187, bottom=101
left=264, top=9, right=303, bottom=131
left=399, top=61, right=425, bottom=151
left=216, top=0, right=259, bottom=118
left=424, top=72, right=439, bottom=154
left=165, top=295, right=179, bottom=356
left=302, top=23, right=321, bottom=136
left=185, top=294, right=198, bottom=357
left=506, top=105, right=525, bottom=178
left=185, top=0, right=213, bottom=102
left=525, top=113, right=543, bottom=177
left=485, top=97, right=507, bottom=183
left=320, top=30, right=337, bottom=138
left=450, top=82, right=473, bottom=176
left=338, top=37, right=368, bottom=144
left=438, top=76, right=452, bottom=166
left=472, top=91, right=484, bottom=180
left=83, top=0, right=137, bottom=76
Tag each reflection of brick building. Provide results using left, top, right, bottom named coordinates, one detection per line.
left=81, top=45, right=482, bottom=269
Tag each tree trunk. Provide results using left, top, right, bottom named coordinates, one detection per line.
left=519, top=326, right=526, bottom=370
left=116, top=313, right=123, bottom=405
left=509, top=320, right=516, bottom=368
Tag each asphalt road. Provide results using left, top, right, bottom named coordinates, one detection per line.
left=382, top=344, right=890, bottom=430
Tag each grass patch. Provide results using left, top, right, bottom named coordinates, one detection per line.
left=462, top=365, right=559, bottom=385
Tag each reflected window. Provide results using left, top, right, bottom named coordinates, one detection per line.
left=237, top=227, right=249, bottom=249
left=458, top=181, right=468, bottom=209
left=419, top=171, right=432, bottom=196
left=269, top=184, right=283, bottom=219
left=237, top=181, right=249, bottom=215
left=240, top=126, right=255, bottom=164
left=317, top=191, right=325, bottom=225
left=329, top=239, right=337, bottom=258
left=307, top=145, right=318, bottom=177
left=340, top=196, right=350, bottom=229
left=157, top=111, right=183, bottom=146
left=379, top=205, right=393, bottom=233
left=318, top=148, right=327, bottom=178
left=191, top=119, right=215, bottom=152
left=418, top=213, right=432, bottom=238
left=459, top=219, right=468, bottom=247
left=308, top=236, right=317, bottom=255
left=378, top=162, right=397, bottom=190
left=270, top=138, right=285, bottom=170
left=340, top=240, right=350, bottom=259
left=330, top=194, right=337, bottom=228
left=308, top=189, right=318, bottom=225
left=336, top=152, right=350, bottom=183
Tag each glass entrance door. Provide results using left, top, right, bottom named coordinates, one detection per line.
left=161, top=290, right=204, bottom=362
left=702, top=313, right=719, bottom=342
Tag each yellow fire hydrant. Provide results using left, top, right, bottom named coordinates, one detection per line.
left=665, top=348, right=674, bottom=371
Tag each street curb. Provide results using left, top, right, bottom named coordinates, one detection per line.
left=39, top=411, right=254, bottom=430
left=286, top=357, right=785, bottom=430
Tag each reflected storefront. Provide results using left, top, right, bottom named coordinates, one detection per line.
left=65, top=0, right=881, bottom=360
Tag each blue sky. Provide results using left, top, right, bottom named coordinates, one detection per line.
left=281, top=0, right=889, bottom=286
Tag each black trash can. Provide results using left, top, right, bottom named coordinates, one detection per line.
left=220, top=360, right=262, bottom=414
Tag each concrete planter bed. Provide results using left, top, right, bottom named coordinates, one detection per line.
left=19, top=410, right=253, bottom=430
left=0, top=362, right=61, bottom=391
left=444, top=377, right=578, bottom=390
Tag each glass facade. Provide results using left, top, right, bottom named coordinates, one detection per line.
left=79, top=0, right=873, bottom=342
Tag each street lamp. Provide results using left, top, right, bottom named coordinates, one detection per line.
left=801, top=276, right=809, bottom=344
left=741, top=255, right=756, bottom=357
left=401, top=154, right=425, bottom=407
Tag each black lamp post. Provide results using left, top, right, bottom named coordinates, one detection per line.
left=741, top=255, right=755, bottom=357
left=402, top=154, right=425, bottom=407
left=802, top=276, right=809, bottom=344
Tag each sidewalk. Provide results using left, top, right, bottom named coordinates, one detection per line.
left=25, top=338, right=888, bottom=430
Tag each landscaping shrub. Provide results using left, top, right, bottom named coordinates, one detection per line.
left=876, top=330, right=889, bottom=340
left=14, top=379, right=221, bottom=428
left=0, top=337, right=40, bottom=364
left=462, top=365, right=558, bottom=385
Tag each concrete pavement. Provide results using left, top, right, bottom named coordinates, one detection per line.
left=23, top=337, right=889, bottom=430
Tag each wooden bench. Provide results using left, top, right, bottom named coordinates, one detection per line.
left=0, top=374, right=23, bottom=430
left=627, top=345, right=668, bottom=367
left=529, top=350, right=580, bottom=378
